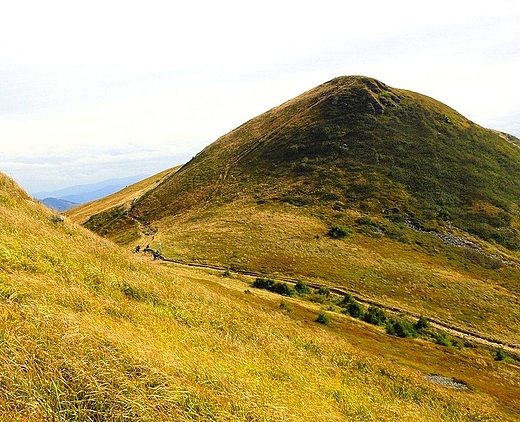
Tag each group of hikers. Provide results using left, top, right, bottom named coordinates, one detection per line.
left=134, top=244, right=162, bottom=260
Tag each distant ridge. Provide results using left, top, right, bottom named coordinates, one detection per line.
left=41, top=197, right=78, bottom=212
left=33, top=174, right=147, bottom=209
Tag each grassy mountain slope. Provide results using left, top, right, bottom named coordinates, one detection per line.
left=134, top=76, right=520, bottom=243
left=72, top=76, right=520, bottom=347
left=4, top=173, right=520, bottom=420
left=65, top=166, right=180, bottom=244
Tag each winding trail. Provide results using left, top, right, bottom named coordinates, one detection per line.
left=153, top=254, right=519, bottom=354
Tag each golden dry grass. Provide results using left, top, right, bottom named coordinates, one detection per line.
left=136, top=199, right=520, bottom=347
left=3, top=173, right=519, bottom=420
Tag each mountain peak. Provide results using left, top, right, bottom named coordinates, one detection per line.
left=81, top=76, right=520, bottom=253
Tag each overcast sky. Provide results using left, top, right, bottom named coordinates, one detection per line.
left=1, top=0, right=519, bottom=194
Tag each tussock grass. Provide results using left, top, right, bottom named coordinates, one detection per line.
left=2, top=173, right=519, bottom=420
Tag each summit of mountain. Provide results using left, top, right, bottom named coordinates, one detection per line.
left=131, top=75, right=520, bottom=245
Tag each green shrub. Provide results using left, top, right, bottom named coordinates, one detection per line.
left=363, top=305, right=387, bottom=326
left=346, top=301, right=364, bottom=318
left=495, top=348, right=507, bottom=361
left=294, top=280, right=310, bottom=294
left=252, top=278, right=295, bottom=296
left=315, top=311, right=331, bottom=326
left=385, top=317, right=418, bottom=338
left=252, top=277, right=275, bottom=290
left=317, top=286, right=331, bottom=297
left=340, top=293, right=354, bottom=306
left=415, top=315, right=429, bottom=331
left=327, top=225, right=350, bottom=239
left=272, top=282, right=296, bottom=297
left=222, top=268, right=231, bottom=278
left=435, top=332, right=452, bottom=347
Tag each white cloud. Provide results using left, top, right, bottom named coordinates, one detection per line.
left=1, top=0, right=519, bottom=192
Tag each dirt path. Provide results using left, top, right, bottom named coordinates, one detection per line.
left=154, top=255, right=519, bottom=354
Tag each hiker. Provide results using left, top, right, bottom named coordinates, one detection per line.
left=152, top=250, right=160, bottom=260
left=134, top=245, right=140, bottom=253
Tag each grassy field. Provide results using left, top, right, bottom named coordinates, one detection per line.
left=55, top=76, right=520, bottom=419
left=2, top=173, right=520, bottom=420
left=137, top=199, right=520, bottom=348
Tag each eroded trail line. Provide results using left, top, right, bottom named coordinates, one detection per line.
left=156, top=255, right=519, bottom=354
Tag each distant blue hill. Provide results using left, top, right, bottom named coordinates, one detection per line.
left=34, top=175, right=146, bottom=211
left=41, top=197, right=79, bottom=212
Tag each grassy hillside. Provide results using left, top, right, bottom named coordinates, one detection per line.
left=70, top=76, right=520, bottom=348
left=133, top=76, right=520, bottom=247
left=65, top=166, right=180, bottom=244
left=3, top=173, right=520, bottom=420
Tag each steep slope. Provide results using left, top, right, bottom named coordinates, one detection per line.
left=5, top=172, right=520, bottom=420
left=70, top=76, right=520, bottom=347
left=65, top=166, right=180, bottom=243
left=134, top=76, right=520, bottom=248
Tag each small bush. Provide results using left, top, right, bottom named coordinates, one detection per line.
left=346, top=301, right=364, bottom=318
left=495, top=348, right=507, bottom=361
left=340, top=293, right=354, bottom=306
left=222, top=268, right=231, bottom=278
left=252, top=278, right=295, bottom=296
left=272, top=282, right=296, bottom=297
left=317, top=286, right=331, bottom=297
left=363, top=305, right=387, bottom=326
left=252, top=277, right=275, bottom=290
left=327, top=225, right=350, bottom=239
left=435, top=332, right=452, bottom=347
left=294, top=280, right=310, bottom=295
left=315, top=311, right=331, bottom=326
left=415, top=315, right=430, bottom=331
left=385, top=317, right=418, bottom=338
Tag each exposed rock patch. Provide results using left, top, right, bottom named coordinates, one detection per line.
left=404, top=219, right=520, bottom=268
left=424, top=375, right=468, bottom=390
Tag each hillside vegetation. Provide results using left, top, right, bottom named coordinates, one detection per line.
left=71, top=76, right=520, bottom=348
left=134, top=76, right=520, bottom=245
left=5, top=173, right=520, bottom=420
